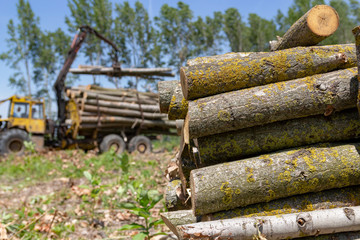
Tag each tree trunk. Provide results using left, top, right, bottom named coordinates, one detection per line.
left=270, top=5, right=339, bottom=51
left=177, top=206, right=360, bottom=240
left=180, top=44, right=355, bottom=100
left=82, top=105, right=166, bottom=119
left=194, top=108, right=360, bottom=168
left=191, top=143, right=360, bottom=215
left=162, top=185, right=360, bottom=237
left=185, top=68, right=358, bottom=141
left=81, top=92, right=158, bottom=105
left=168, top=84, right=188, bottom=120
left=176, top=120, right=184, bottom=136
left=84, top=99, right=160, bottom=112
left=186, top=52, right=254, bottom=66
left=158, top=80, right=179, bottom=113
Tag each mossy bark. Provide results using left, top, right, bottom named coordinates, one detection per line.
left=162, top=186, right=360, bottom=236
left=270, top=5, right=339, bottom=51
left=177, top=206, right=360, bottom=240
left=180, top=44, right=355, bottom=100
left=158, top=80, right=179, bottom=113
left=195, top=108, right=360, bottom=167
left=168, top=84, right=188, bottom=120
left=191, top=143, right=360, bottom=215
left=186, top=68, right=358, bottom=140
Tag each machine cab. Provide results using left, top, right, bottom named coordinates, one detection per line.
left=0, top=95, right=46, bottom=134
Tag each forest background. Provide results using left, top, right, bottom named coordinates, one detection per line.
left=0, top=0, right=359, bottom=118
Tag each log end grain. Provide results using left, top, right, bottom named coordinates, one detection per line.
left=180, top=67, right=189, bottom=100
left=307, top=5, right=339, bottom=37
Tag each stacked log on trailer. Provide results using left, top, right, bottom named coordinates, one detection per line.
left=65, top=84, right=176, bottom=137
left=159, top=5, right=360, bottom=239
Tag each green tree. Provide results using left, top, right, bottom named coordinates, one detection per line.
left=248, top=14, right=277, bottom=51
left=65, top=0, right=114, bottom=84
left=223, top=8, right=250, bottom=52
left=33, top=29, right=71, bottom=118
left=0, top=0, right=40, bottom=96
left=204, top=12, right=224, bottom=55
left=155, top=2, right=193, bottom=70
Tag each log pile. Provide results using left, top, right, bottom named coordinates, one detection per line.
left=65, top=84, right=176, bottom=136
left=160, top=5, right=360, bottom=239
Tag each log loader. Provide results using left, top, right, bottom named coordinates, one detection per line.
left=0, top=26, right=174, bottom=156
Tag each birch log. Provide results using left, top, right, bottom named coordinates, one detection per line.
left=168, top=84, right=188, bottom=120
left=185, top=67, right=358, bottom=141
left=270, top=5, right=339, bottom=51
left=158, top=80, right=179, bottom=113
left=180, top=44, right=355, bottom=100
left=194, top=108, right=360, bottom=167
left=162, top=185, right=360, bottom=236
left=177, top=206, right=360, bottom=240
left=191, top=143, right=360, bottom=215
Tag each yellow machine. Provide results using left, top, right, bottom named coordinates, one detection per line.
left=0, top=95, right=46, bottom=155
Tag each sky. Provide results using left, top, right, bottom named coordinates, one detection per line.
left=0, top=0, right=294, bottom=117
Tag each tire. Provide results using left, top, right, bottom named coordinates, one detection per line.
left=99, top=134, right=126, bottom=154
left=128, top=136, right=152, bottom=154
left=0, top=129, right=29, bottom=156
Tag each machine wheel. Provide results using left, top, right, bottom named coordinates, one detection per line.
left=99, top=134, right=126, bottom=154
left=0, top=129, right=29, bottom=156
left=128, top=136, right=152, bottom=154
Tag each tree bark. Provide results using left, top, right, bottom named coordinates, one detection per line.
left=80, top=115, right=176, bottom=129
left=194, top=108, right=360, bottom=167
left=81, top=91, right=158, bottom=105
left=180, top=44, right=355, bottom=100
left=168, top=84, right=188, bottom=120
left=165, top=179, right=190, bottom=212
left=162, top=185, right=360, bottom=237
left=270, top=5, right=339, bottom=51
left=186, top=52, right=254, bottom=66
left=158, top=80, right=179, bottom=113
left=84, top=99, right=160, bottom=112
left=176, top=120, right=184, bottom=136
left=177, top=206, right=360, bottom=240
left=82, top=105, right=167, bottom=119
left=69, top=65, right=175, bottom=77
left=185, top=67, right=358, bottom=141
left=191, top=143, right=360, bottom=215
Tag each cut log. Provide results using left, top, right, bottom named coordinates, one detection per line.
left=82, top=105, right=166, bottom=119
left=82, top=91, right=158, bottom=105
left=161, top=185, right=360, bottom=237
left=270, top=5, right=339, bottom=51
left=84, top=99, right=160, bottom=112
left=168, top=84, right=188, bottom=120
left=165, top=179, right=190, bottom=211
left=185, top=67, right=358, bottom=141
left=158, top=80, right=179, bottom=113
left=186, top=52, right=254, bottom=66
left=80, top=115, right=176, bottom=129
left=88, top=84, right=158, bottom=97
left=191, top=143, right=360, bottom=215
left=69, top=65, right=175, bottom=77
left=194, top=108, right=360, bottom=167
left=352, top=26, right=360, bottom=114
left=180, top=44, right=355, bottom=100
left=177, top=206, right=360, bottom=240
left=175, top=120, right=184, bottom=136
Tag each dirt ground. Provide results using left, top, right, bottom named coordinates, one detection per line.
left=0, top=149, right=178, bottom=239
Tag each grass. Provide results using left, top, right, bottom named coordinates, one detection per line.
left=0, top=148, right=175, bottom=239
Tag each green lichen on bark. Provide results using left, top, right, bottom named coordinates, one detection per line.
left=195, top=109, right=360, bottom=168
left=187, top=67, right=358, bottom=139
left=182, top=44, right=356, bottom=100
left=191, top=143, right=360, bottom=215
